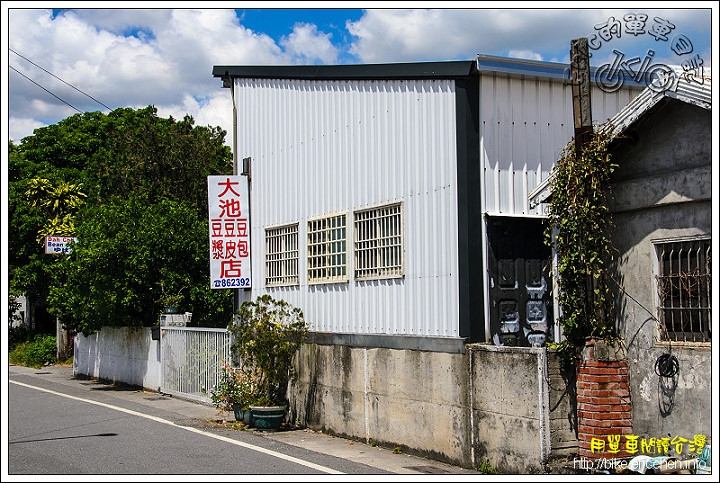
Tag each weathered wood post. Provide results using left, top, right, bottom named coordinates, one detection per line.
left=570, top=37, right=596, bottom=318
left=571, top=37, right=593, bottom=157
left=570, top=37, right=632, bottom=462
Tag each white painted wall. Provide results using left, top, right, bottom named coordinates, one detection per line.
left=74, top=327, right=162, bottom=392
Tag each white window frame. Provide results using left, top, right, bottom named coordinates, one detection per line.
left=265, top=223, right=299, bottom=287
left=307, top=213, right=348, bottom=284
left=354, top=202, right=404, bottom=280
left=654, top=237, right=711, bottom=343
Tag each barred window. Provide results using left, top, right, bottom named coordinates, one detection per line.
left=265, top=224, right=299, bottom=286
left=307, top=213, right=347, bottom=284
left=354, top=202, right=404, bottom=280
left=655, top=238, right=711, bottom=343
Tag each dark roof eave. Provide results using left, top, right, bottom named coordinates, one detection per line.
left=212, top=60, right=478, bottom=81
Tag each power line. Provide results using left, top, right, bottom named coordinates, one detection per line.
left=10, top=47, right=112, bottom=111
left=9, top=65, right=82, bottom=113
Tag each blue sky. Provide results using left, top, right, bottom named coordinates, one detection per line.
left=236, top=8, right=365, bottom=64
left=233, top=7, right=713, bottom=66
left=3, top=5, right=716, bottom=145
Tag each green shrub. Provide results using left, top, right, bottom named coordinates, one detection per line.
left=8, top=325, right=37, bottom=351
left=478, top=460, right=499, bottom=474
left=9, top=334, right=57, bottom=368
left=9, top=343, right=27, bottom=365
left=228, top=295, right=308, bottom=406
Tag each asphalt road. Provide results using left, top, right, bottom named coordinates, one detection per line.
left=5, top=363, right=479, bottom=479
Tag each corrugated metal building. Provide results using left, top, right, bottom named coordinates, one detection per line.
left=212, top=55, right=642, bottom=352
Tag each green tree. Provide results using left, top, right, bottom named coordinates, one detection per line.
left=16, top=106, right=230, bottom=211
left=9, top=106, right=235, bottom=334
left=48, top=195, right=233, bottom=334
left=24, top=178, right=86, bottom=240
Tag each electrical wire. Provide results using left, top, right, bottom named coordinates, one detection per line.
left=10, top=47, right=112, bottom=111
left=610, top=274, right=681, bottom=379
left=654, top=352, right=679, bottom=378
left=9, top=65, right=82, bottom=113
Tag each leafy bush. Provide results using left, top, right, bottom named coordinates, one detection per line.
left=8, top=325, right=38, bottom=351
left=203, top=362, right=256, bottom=412
left=228, top=295, right=308, bottom=407
left=9, top=334, right=57, bottom=368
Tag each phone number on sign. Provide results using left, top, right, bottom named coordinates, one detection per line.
left=213, top=277, right=251, bottom=288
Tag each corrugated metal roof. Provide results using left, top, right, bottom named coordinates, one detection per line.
left=604, top=73, right=711, bottom=139
left=528, top=73, right=712, bottom=208
left=476, top=53, right=570, bottom=80
left=476, top=53, right=649, bottom=89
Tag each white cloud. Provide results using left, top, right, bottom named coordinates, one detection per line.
left=8, top=116, right=47, bottom=144
left=345, top=8, right=713, bottom=65
left=155, top=90, right=234, bottom=144
left=280, top=23, right=339, bottom=65
left=6, top=8, right=289, bottom=145
left=346, top=8, right=597, bottom=63
left=507, top=50, right=544, bottom=62
left=5, top=6, right=714, bottom=147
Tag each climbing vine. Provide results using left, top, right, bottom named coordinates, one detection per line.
left=545, top=124, right=618, bottom=360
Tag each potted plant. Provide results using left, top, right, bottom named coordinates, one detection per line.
left=202, top=361, right=256, bottom=425
left=158, top=280, right=187, bottom=314
left=228, top=294, right=308, bottom=430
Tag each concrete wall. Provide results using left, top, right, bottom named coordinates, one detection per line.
left=470, top=345, right=551, bottom=471
left=74, top=327, right=162, bottom=392
left=609, top=99, right=712, bottom=443
left=9, top=295, right=30, bottom=328
left=74, top=328, right=577, bottom=473
left=286, top=342, right=575, bottom=473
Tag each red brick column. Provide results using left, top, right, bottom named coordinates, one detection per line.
left=576, top=338, right=633, bottom=460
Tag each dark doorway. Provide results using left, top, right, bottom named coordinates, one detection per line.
left=31, top=300, right=56, bottom=335
left=487, top=216, right=553, bottom=347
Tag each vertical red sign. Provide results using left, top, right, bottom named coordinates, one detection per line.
left=207, top=175, right=251, bottom=289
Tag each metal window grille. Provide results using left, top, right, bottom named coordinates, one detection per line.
left=307, top=213, right=347, bottom=284
left=656, top=239, right=711, bottom=342
left=354, top=203, right=404, bottom=280
left=265, top=224, right=299, bottom=286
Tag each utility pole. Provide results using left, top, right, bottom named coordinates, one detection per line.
left=570, top=37, right=598, bottom=323
left=571, top=37, right=593, bottom=157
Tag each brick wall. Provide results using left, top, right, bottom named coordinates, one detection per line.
left=576, top=339, right=633, bottom=460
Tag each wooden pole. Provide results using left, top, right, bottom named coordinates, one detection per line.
left=570, top=37, right=596, bottom=324
left=571, top=37, right=593, bottom=157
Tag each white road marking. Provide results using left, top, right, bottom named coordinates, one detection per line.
left=10, top=379, right=345, bottom=475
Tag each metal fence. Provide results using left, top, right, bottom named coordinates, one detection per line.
left=160, top=326, right=232, bottom=404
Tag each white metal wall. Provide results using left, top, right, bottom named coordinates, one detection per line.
left=478, top=70, right=644, bottom=344
left=479, top=72, right=642, bottom=216
left=235, top=78, right=460, bottom=337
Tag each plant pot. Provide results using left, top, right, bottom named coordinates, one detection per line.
left=249, top=405, right=286, bottom=431
left=164, top=306, right=179, bottom=314
left=233, top=404, right=254, bottom=427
